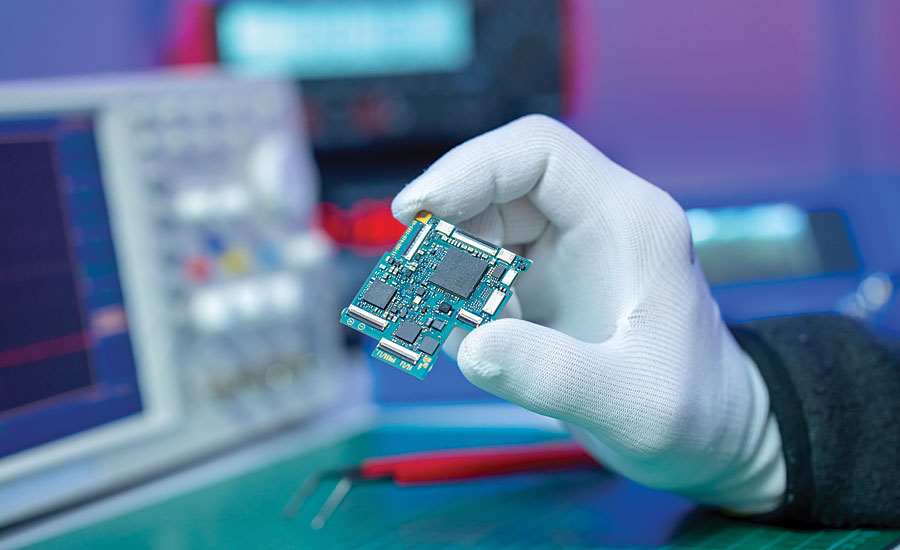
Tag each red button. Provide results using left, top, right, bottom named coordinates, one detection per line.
left=185, top=255, right=213, bottom=282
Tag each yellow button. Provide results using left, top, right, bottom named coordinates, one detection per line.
left=221, top=249, right=250, bottom=274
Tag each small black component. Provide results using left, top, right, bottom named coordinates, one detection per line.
left=399, top=308, right=408, bottom=318
left=424, top=318, right=433, bottom=328
left=404, top=269, right=413, bottom=278
left=429, top=247, right=489, bottom=298
left=438, top=302, right=452, bottom=314
left=385, top=257, right=394, bottom=265
left=421, top=305, right=429, bottom=313
left=429, top=249, right=436, bottom=255
left=417, top=336, right=440, bottom=356
left=390, top=307, right=399, bottom=315
left=394, top=321, right=421, bottom=344
left=490, top=265, right=506, bottom=280
left=415, top=287, right=427, bottom=297
left=362, top=281, right=397, bottom=310
left=432, top=319, right=447, bottom=332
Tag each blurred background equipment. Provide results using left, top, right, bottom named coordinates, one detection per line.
left=213, top=0, right=563, bottom=251
left=216, top=0, right=562, bottom=151
left=1, top=1, right=900, bottom=548
left=0, top=71, right=342, bottom=528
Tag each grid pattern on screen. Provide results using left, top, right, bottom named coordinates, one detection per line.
left=0, top=117, right=142, bottom=460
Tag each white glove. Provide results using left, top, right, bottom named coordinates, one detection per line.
left=392, top=115, right=786, bottom=513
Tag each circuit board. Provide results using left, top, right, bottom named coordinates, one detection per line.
left=340, top=210, right=532, bottom=379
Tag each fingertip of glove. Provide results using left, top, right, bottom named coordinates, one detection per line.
left=390, top=186, right=422, bottom=225
left=457, top=353, right=504, bottom=384
left=456, top=318, right=523, bottom=382
left=392, top=167, right=451, bottom=224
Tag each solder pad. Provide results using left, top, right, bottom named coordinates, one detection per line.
left=340, top=211, right=533, bottom=379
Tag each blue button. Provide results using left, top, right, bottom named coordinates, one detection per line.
left=204, top=233, right=225, bottom=254
left=256, top=242, right=281, bottom=268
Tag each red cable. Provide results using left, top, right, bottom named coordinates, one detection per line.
left=359, top=441, right=599, bottom=485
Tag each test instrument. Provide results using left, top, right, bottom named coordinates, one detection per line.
left=0, top=71, right=341, bottom=529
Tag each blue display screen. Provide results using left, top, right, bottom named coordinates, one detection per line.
left=686, top=204, right=859, bottom=285
left=0, top=116, right=143, bottom=458
left=217, top=0, right=474, bottom=78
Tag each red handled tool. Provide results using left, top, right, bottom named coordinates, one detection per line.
left=283, top=440, right=599, bottom=529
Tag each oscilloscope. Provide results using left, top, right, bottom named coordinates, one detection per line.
left=0, top=70, right=343, bottom=528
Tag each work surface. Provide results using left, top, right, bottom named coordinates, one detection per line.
left=23, top=426, right=900, bottom=550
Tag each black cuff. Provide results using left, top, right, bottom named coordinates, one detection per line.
left=732, top=315, right=900, bottom=528
left=730, top=325, right=814, bottom=526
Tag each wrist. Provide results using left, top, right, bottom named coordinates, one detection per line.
left=687, top=339, right=786, bottom=513
left=681, top=279, right=787, bottom=511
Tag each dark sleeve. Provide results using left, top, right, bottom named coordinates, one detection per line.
left=730, top=315, right=900, bottom=528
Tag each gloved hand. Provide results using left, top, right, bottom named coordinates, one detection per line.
left=392, top=115, right=786, bottom=513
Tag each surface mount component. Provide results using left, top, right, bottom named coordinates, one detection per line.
left=340, top=211, right=532, bottom=379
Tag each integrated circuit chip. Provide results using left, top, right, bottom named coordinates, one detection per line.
left=341, top=211, right=532, bottom=380
left=417, top=336, right=440, bottom=356
left=362, top=280, right=397, bottom=310
left=429, top=247, right=489, bottom=298
left=394, top=321, right=422, bottom=344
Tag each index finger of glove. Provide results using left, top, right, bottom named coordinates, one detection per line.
left=391, top=114, right=614, bottom=230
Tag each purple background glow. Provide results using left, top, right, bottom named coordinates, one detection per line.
left=1, top=1, right=898, bottom=198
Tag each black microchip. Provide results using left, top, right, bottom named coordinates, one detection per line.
left=417, top=336, right=439, bottom=356
left=361, top=281, right=397, bottom=310
left=437, top=302, right=452, bottom=314
left=490, top=265, right=506, bottom=280
left=429, top=247, right=489, bottom=298
left=432, top=319, right=447, bottom=332
left=415, top=287, right=426, bottom=297
left=394, top=321, right=421, bottom=344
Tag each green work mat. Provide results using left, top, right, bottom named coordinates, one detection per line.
left=23, top=427, right=900, bottom=549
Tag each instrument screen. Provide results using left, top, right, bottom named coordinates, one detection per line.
left=0, top=115, right=142, bottom=459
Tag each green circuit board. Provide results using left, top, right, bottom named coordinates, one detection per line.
left=340, top=210, right=532, bottom=379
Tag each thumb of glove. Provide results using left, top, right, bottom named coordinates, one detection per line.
left=457, top=318, right=617, bottom=429
left=456, top=317, right=698, bottom=464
